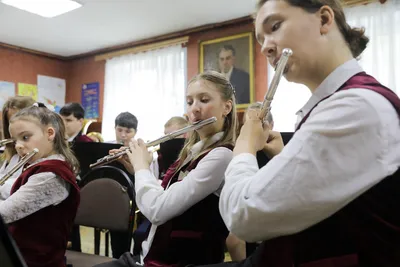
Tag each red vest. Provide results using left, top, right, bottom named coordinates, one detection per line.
left=253, top=72, right=400, bottom=267
left=144, top=145, right=232, bottom=267
left=73, top=131, right=93, bottom=143
left=8, top=159, right=80, bottom=267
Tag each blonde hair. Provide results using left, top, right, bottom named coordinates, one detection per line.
left=10, top=104, right=80, bottom=174
left=164, top=116, right=189, bottom=129
left=87, top=132, right=104, bottom=143
left=174, top=71, right=238, bottom=172
left=2, top=96, right=35, bottom=162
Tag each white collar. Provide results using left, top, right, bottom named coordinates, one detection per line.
left=185, top=132, right=224, bottom=163
left=68, top=131, right=80, bottom=142
left=26, top=154, right=65, bottom=169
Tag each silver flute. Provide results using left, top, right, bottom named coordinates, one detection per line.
left=259, top=48, right=293, bottom=123
left=0, top=148, right=39, bottom=186
left=0, top=138, right=15, bottom=147
left=89, top=117, right=217, bottom=168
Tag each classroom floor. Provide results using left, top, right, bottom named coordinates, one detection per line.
left=79, top=226, right=232, bottom=261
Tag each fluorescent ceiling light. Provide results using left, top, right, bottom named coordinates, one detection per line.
left=1, top=0, right=82, bottom=18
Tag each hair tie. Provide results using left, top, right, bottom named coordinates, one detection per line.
left=230, top=83, right=236, bottom=97
left=32, top=102, right=47, bottom=108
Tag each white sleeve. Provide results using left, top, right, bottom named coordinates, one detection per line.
left=135, top=147, right=233, bottom=226
left=219, top=89, right=400, bottom=242
left=0, top=155, right=22, bottom=201
left=0, top=172, right=70, bottom=224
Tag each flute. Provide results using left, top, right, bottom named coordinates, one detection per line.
left=89, top=117, right=217, bottom=168
left=0, top=148, right=39, bottom=186
left=0, top=138, right=14, bottom=147
left=259, top=48, right=293, bottom=123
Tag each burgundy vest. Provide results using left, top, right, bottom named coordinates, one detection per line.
left=8, top=160, right=80, bottom=267
left=144, top=145, right=232, bottom=267
left=253, top=72, right=400, bottom=267
left=74, top=131, right=93, bottom=143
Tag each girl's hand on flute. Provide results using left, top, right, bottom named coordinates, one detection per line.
left=126, top=139, right=153, bottom=172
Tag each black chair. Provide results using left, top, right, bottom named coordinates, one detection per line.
left=65, top=165, right=136, bottom=267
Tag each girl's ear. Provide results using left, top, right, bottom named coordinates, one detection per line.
left=47, top=127, right=56, bottom=142
left=223, top=100, right=233, bottom=117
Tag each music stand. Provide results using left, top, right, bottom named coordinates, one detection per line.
left=281, top=132, right=294, bottom=145
left=159, top=138, right=185, bottom=169
left=72, top=142, right=133, bottom=181
left=0, top=216, right=27, bottom=267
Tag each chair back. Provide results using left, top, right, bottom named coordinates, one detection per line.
left=75, top=166, right=136, bottom=252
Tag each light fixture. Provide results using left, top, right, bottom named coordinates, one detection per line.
left=1, top=0, right=82, bottom=18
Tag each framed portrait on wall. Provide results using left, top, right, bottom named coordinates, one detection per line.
left=199, top=32, right=254, bottom=109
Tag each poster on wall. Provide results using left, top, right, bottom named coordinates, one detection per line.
left=37, top=75, right=66, bottom=113
left=18, top=83, right=38, bottom=101
left=81, top=82, right=99, bottom=119
left=0, top=81, right=16, bottom=108
left=0, top=81, right=16, bottom=139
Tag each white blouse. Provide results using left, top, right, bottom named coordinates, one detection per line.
left=0, top=154, right=71, bottom=224
left=0, top=154, right=22, bottom=202
left=136, top=132, right=233, bottom=262
left=220, top=59, right=400, bottom=242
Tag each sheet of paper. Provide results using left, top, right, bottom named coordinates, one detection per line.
left=37, top=75, right=66, bottom=112
left=18, top=83, right=38, bottom=100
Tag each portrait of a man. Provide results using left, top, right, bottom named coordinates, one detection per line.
left=199, top=32, right=254, bottom=108
left=217, top=45, right=250, bottom=104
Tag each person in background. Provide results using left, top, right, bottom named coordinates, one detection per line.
left=0, top=96, right=35, bottom=203
left=108, top=112, right=138, bottom=146
left=87, top=132, right=104, bottom=143
left=150, top=116, right=189, bottom=179
left=59, top=103, right=93, bottom=144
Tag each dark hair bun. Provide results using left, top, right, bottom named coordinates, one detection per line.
left=347, top=27, right=369, bottom=58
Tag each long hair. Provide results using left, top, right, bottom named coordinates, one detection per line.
left=10, top=104, right=80, bottom=174
left=255, top=0, right=369, bottom=58
left=174, top=71, right=238, bottom=173
left=2, top=96, right=35, bottom=162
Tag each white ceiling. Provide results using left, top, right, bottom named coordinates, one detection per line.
left=0, top=0, right=257, bottom=57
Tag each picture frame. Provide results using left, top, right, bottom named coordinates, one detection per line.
left=199, top=32, right=255, bottom=109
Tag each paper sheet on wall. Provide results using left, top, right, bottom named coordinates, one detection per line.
left=18, top=83, right=38, bottom=101
left=0, top=81, right=16, bottom=108
left=37, top=75, right=66, bottom=113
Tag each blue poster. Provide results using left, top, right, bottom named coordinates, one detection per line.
left=81, top=82, right=99, bottom=119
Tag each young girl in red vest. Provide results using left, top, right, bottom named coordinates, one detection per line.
left=96, top=71, right=238, bottom=267
left=0, top=103, right=80, bottom=267
left=214, top=0, right=400, bottom=267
